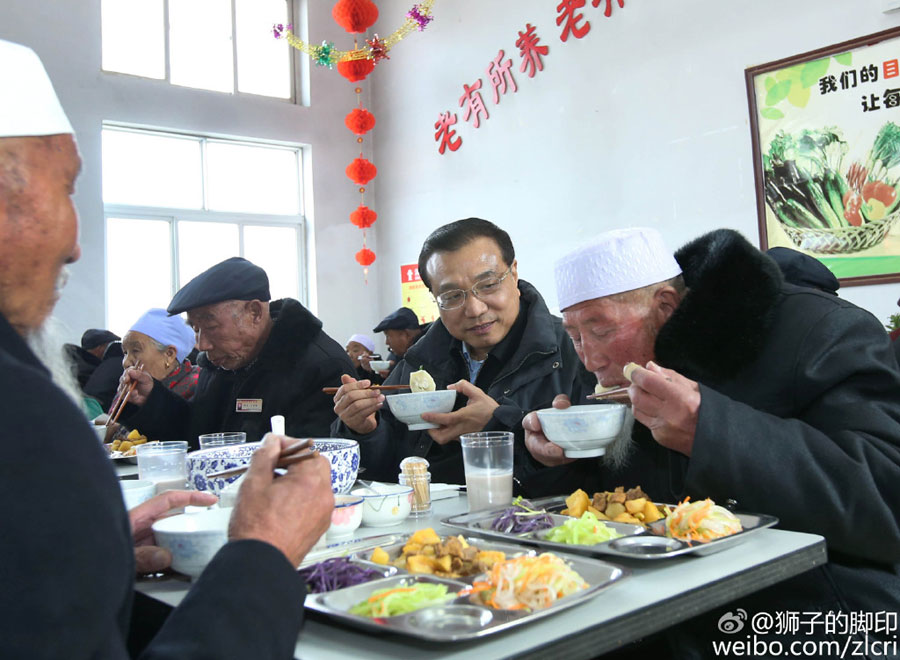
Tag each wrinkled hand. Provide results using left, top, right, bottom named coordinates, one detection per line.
left=118, top=366, right=155, bottom=407
left=333, top=374, right=382, bottom=434
left=229, top=434, right=334, bottom=567
left=130, top=490, right=219, bottom=574
left=523, top=394, right=577, bottom=467
left=420, top=380, right=499, bottom=445
left=628, top=361, right=700, bottom=457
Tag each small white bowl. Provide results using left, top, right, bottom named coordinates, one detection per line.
left=351, top=484, right=413, bottom=527
left=326, top=495, right=363, bottom=538
left=120, top=479, right=156, bottom=510
left=369, top=360, right=391, bottom=371
left=151, top=507, right=232, bottom=578
left=385, top=390, right=457, bottom=430
left=535, top=404, right=628, bottom=458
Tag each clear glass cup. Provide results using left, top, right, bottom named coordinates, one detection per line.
left=460, top=432, right=514, bottom=512
left=198, top=432, right=247, bottom=450
left=136, top=441, right=189, bottom=494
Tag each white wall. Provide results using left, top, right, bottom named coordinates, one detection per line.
left=0, top=0, right=381, bottom=347
left=370, top=0, right=900, bottom=327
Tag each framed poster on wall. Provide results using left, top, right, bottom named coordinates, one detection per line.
left=746, top=26, right=900, bottom=286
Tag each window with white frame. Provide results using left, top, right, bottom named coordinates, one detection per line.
left=100, top=0, right=293, bottom=99
left=102, top=125, right=305, bottom=335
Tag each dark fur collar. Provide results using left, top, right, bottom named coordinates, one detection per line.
left=654, top=229, right=784, bottom=382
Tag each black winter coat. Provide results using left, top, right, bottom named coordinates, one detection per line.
left=125, top=299, right=354, bottom=448
left=333, top=281, right=599, bottom=494
left=0, top=313, right=306, bottom=658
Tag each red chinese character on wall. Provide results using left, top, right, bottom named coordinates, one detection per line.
left=884, top=59, right=899, bottom=79
left=434, top=111, right=462, bottom=154
left=592, top=0, right=624, bottom=17
left=486, top=50, right=518, bottom=104
left=459, top=79, right=490, bottom=128
left=556, top=0, right=590, bottom=42
left=516, top=24, right=549, bottom=78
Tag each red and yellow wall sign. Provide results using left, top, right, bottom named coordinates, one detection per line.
left=400, top=263, right=438, bottom=323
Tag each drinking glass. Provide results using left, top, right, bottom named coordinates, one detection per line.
left=460, top=432, right=514, bottom=512
left=198, top=432, right=247, bottom=450
left=136, top=441, right=189, bottom=494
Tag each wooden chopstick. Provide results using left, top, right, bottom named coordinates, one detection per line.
left=322, top=384, right=411, bottom=395
left=586, top=386, right=631, bottom=401
left=205, top=437, right=316, bottom=479
left=107, top=363, right=143, bottom=426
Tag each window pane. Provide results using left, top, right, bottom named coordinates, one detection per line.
left=177, top=221, right=239, bottom=287
left=101, top=0, right=165, bottom=79
left=102, top=129, right=203, bottom=209
left=206, top=142, right=300, bottom=214
left=169, top=0, right=234, bottom=93
left=106, top=217, right=173, bottom=335
left=236, top=0, right=291, bottom=98
left=243, top=225, right=299, bottom=300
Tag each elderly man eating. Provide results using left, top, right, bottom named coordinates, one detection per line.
left=122, top=257, right=354, bottom=448
left=525, top=227, right=900, bottom=652
left=0, top=38, right=334, bottom=658
left=332, top=218, right=596, bottom=494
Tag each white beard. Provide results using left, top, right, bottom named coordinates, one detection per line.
left=601, top=406, right=636, bottom=471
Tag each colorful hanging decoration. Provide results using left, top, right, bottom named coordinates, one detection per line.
left=275, top=1, right=436, bottom=277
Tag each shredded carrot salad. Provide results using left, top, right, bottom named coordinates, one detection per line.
left=459, top=553, right=588, bottom=610
left=665, top=497, right=742, bottom=543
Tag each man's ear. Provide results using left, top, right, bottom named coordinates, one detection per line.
left=246, top=300, right=266, bottom=324
left=652, top=286, right=682, bottom=325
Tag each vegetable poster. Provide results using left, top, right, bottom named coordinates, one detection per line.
left=747, top=26, right=900, bottom=285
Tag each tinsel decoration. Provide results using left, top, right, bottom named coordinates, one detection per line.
left=313, top=41, right=337, bottom=68
left=345, top=108, right=376, bottom=134
left=332, top=0, right=379, bottom=33
left=366, top=34, right=390, bottom=64
left=406, top=4, right=433, bottom=31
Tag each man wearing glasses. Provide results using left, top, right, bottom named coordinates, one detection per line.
left=332, top=218, right=596, bottom=494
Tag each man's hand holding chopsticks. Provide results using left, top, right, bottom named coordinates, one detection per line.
left=332, top=374, right=383, bottom=434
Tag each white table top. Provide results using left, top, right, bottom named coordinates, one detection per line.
left=136, top=494, right=827, bottom=659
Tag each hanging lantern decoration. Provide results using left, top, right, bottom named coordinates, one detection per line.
left=345, top=107, right=376, bottom=135
left=346, top=157, right=377, bottom=185
left=355, top=247, right=376, bottom=266
left=332, top=0, right=379, bottom=33
left=350, top=205, right=377, bottom=229
left=337, top=58, right=375, bottom=82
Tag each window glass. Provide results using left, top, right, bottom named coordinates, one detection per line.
left=101, top=0, right=165, bottom=78
left=177, top=221, right=240, bottom=287
left=102, top=129, right=203, bottom=209
left=169, top=0, right=234, bottom=93
left=206, top=142, right=300, bottom=215
left=236, top=0, right=291, bottom=98
left=243, top=225, right=300, bottom=300
left=106, top=217, right=173, bottom=334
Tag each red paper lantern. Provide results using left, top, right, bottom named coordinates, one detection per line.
left=332, top=0, right=379, bottom=34
left=355, top=247, right=376, bottom=266
left=345, top=107, right=376, bottom=135
left=346, top=157, right=377, bottom=185
left=350, top=205, right=377, bottom=228
left=337, top=58, right=375, bottom=82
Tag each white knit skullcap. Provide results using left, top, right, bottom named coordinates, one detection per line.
left=0, top=40, right=73, bottom=137
left=554, top=227, right=682, bottom=311
left=347, top=333, right=375, bottom=353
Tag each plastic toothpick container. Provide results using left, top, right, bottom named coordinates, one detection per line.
left=399, top=456, right=432, bottom=516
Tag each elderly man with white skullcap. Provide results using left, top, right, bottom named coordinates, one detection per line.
left=524, top=227, right=900, bottom=653
left=0, top=39, right=333, bottom=658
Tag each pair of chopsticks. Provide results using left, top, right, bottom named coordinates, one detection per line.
left=106, top=363, right=143, bottom=427
left=321, top=384, right=410, bottom=395
left=206, top=437, right=318, bottom=479
left=586, top=386, right=631, bottom=401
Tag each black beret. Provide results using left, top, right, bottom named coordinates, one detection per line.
left=766, top=247, right=839, bottom=295
left=167, top=257, right=270, bottom=315
left=373, top=307, right=420, bottom=333
left=81, top=329, right=120, bottom=350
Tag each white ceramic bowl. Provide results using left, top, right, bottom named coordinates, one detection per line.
left=535, top=404, right=628, bottom=458
left=151, top=507, right=232, bottom=578
left=326, top=495, right=364, bottom=538
left=385, top=390, right=457, bottom=430
left=351, top=484, right=414, bottom=527
left=369, top=360, right=391, bottom=371
left=120, top=479, right=156, bottom=510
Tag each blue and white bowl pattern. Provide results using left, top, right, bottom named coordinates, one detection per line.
left=313, top=439, right=360, bottom=494
left=188, top=442, right=261, bottom=494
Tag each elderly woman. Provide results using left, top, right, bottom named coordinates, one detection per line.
left=122, top=308, right=200, bottom=400
left=345, top=333, right=383, bottom=385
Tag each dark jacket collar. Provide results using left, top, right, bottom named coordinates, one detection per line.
left=0, top=313, right=48, bottom=375
left=655, top=229, right=784, bottom=382
left=197, top=298, right=323, bottom=372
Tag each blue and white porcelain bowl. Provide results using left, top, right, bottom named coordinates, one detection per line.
left=535, top=404, right=628, bottom=458
left=152, top=507, right=232, bottom=578
left=188, top=442, right=261, bottom=495
left=385, top=390, right=457, bottom=431
left=312, top=438, right=360, bottom=494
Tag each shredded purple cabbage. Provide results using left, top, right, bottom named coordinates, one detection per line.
left=490, top=497, right=554, bottom=534
left=297, top=556, right=384, bottom=593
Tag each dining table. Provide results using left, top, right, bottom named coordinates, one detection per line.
left=134, top=490, right=828, bottom=659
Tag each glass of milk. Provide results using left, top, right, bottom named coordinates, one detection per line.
left=136, top=441, right=189, bottom=494
left=460, top=432, right=514, bottom=512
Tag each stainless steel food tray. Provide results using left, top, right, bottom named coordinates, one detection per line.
left=303, top=535, right=628, bottom=642
left=440, top=496, right=779, bottom=560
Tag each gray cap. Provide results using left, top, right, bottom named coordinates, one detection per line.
left=168, top=257, right=270, bottom=315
